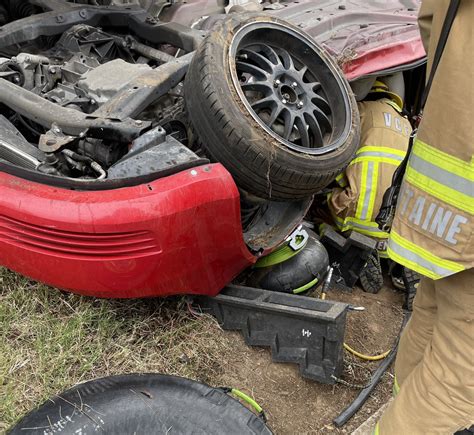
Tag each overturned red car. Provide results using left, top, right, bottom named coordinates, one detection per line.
left=0, top=0, right=425, bottom=298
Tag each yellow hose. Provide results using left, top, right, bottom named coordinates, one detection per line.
left=343, top=343, right=391, bottom=361
left=320, top=292, right=390, bottom=361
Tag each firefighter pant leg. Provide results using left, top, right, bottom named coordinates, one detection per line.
left=378, top=268, right=474, bottom=434
left=393, top=277, right=437, bottom=393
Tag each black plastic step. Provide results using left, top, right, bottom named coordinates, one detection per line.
left=320, top=227, right=377, bottom=290
left=195, top=285, right=348, bottom=384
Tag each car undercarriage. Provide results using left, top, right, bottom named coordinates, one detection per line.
left=0, top=2, right=203, bottom=186
left=0, top=0, right=422, bottom=188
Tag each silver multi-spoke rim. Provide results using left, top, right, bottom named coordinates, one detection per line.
left=230, top=22, right=351, bottom=155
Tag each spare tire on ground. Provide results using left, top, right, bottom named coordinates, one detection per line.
left=185, top=14, right=359, bottom=201
left=246, top=229, right=329, bottom=294
left=9, top=374, right=272, bottom=435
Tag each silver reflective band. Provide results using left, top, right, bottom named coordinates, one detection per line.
left=357, top=151, right=404, bottom=162
left=388, top=238, right=455, bottom=277
left=409, top=153, right=473, bottom=198
left=350, top=220, right=385, bottom=234
left=360, top=162, right=375, bottom=220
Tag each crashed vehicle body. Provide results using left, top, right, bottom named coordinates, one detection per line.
left=0, top=0, right=425, bottom=298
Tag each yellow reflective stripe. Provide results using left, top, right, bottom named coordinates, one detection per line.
left=356, top=161, right=377, bottom=220
left=356, top=161, right=368, bottom=219
left=366, top=163, right=379, bottom=221
left=393, top=377, right=400, bottom=397
left=405, top=167, right=474, bottom=214
left=388, top=230, right=464, bottom=279
left=387, top=246, right=441, bottom=280
left=406, top=138, right=473, bottom=214
left=413, top=139, right=474, bottom=181
left=357, top=146, right=407, bottom=158
left=391, top=230, right=464, bottom=272
left=356, top=228, right=387, bottom=238
left=332, top=214, right=343, bottom=225
left=350, top=156, right=403, bottom=166
left=333, top=214, right=389, bottom=238
left=386, top=99, right=403, bottom=113
left=409, top=153, right=472, bottom=197
left=335, top=172, right=348, bottom=187
left=373, top=422, right=380, bottom=435
left=351, top=146, right=406, bottom=166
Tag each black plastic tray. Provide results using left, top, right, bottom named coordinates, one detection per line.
left=195, top=285, right=348, bottom=384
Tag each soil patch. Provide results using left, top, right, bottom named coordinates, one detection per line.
left=216, top=284, right=404, bottom=434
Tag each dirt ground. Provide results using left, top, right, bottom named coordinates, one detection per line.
left=0, top=267, right=404, bottom=433
left=216, top=284, right=404, bottom=434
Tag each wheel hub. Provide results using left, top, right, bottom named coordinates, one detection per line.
left=278, top=81, right=299, bottom=105
left=229, top=22, right=351, bottom=155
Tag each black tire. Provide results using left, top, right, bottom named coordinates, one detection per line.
left=9, top=374, right=271, bottom=435
left=246, top=232, right=329, bottom=294
left=359, top=252, right=383, bottom=294
left=185, top=15, right=359, bottom=201
left=401, top=267, right=420, bottom=312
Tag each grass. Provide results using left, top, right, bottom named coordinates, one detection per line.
left=0, top=266, right=403, bottom=434
left=0, top=266, right=230, bottom=430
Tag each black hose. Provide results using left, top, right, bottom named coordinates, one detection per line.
left=333, top=311, right=411, bottom=427
left=62, top=149, right=106, bottom=180
left=8, top=0, right=40, bottom=19
left=15, top=114, right=44, bottom=137
left=126, top=36, right=175, bottom=64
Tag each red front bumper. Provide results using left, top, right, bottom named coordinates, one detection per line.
left=0, top=164, right=255, bottom=298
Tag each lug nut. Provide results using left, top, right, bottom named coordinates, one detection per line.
left=274, top=79, right=281, bottom=88
left=281, top=98, right=287, bottom=104
left=291, top=82, right=298, bottom=88
left=297, top=101, right=304, bottom=108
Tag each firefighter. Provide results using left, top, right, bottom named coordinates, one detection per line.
left=328, top=78, right=411, bottom=257
left=327, top=77, right=414, bottom=293
left=376, top=0, right=473, bottom=433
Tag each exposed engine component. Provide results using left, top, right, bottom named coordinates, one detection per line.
left=8, top=25, right=147, bottom=108
left=75, top=59, right=152, bottom=105
left=0, top=58, right=24, bottom=85
left=0, top=115, right=58, bottom=174
left=0, top=0, right=418, bottom=201
left=0, top=15, right=197, bottom=182
left=76, top=137, right=124, bottom=167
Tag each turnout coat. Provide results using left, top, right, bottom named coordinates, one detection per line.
left=387, top=0, right=474, bottom=279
